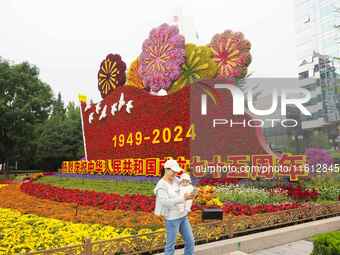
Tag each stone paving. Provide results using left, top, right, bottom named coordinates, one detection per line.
left=250, top=240, right=313, bottom=255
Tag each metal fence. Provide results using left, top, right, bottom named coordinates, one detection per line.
left=25, top=202, right=340, bottom=255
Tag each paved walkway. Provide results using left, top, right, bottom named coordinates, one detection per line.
left=250, top=240, right=313, bottom=255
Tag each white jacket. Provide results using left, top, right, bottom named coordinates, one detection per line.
left=154, top=179, right=187, bottom=220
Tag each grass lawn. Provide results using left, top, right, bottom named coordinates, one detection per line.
left=36, top=176, right=156, bottom=196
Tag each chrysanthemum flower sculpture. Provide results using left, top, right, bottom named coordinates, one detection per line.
left=209, top=30, right=251, bottom=79
left=139, top=23, right=185, bottom=93
left=127, top=58, right=144, bottom=89
left=98, top=54, right=126, bottom=98
left=169, top=44, right=218, bottom=93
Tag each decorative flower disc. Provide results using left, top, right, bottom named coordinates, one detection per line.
left=209, top=30, right=251, bottom=79
left=138, top=23, right=185, bottom=92
left=169, top=44, right=218, bottom=93
left=98, top=54, right=126, bottom=98
left=126, top=58, right=144, bottom=89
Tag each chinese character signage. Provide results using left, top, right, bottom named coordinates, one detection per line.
left=67, top=80, right=307, bottom=180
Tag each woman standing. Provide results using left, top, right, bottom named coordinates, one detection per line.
left=154, top=159, right=195, bottom=255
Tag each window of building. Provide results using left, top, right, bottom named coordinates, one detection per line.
left=299, top=71, right=310, bottom=80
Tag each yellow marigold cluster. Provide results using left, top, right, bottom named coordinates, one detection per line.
left=0, top=208, right=155, bottom=254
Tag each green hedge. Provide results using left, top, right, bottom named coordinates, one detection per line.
left=312, top=231, right=340, bottom=255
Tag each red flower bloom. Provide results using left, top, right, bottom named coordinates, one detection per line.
left=20, top=182, right=155, bottom=213
left=283, top=185, right=319, bottom=201
left=198, top=177, right=240, bottom=186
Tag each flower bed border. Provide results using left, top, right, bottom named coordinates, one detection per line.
left=20, top=181, right=303, bottom=216
left=20, top=181, right=156, bottom=212
left=25, top=202, right=340, bottom=255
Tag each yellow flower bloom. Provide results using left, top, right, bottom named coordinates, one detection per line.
left=0, top=208, right=155, bottom=254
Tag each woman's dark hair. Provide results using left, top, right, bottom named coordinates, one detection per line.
left=160, top=167, right=165, bottom=178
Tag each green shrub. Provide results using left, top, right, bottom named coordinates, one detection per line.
left=312, top=231, right=340, bottom=255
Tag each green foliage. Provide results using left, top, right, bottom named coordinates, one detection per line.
left=36, top=176, right=155, bottom=196
left=308, top=131, right=332, bottom=149
left=51, top=92, right=66, bottom=119
left=329, top=150, right=340, bottom=162
left=216, top=185, right=289, bottom=205
left=34, top=101, right=84, bottom=169
left=0, top=57, right=84, bottom=170
left=0, top=59, right=53, bottom=168
left=312, top=231, right=340, bottom=255
left=305, top=175, right=340, bottom=201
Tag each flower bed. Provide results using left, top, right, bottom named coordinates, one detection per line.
left=57, top=173, right=201, bottom=185
left=21, top=182, right=156, bottom=212
left=0, top=180, right=14, bottom=184
left=304, top=175, right=340, bottom=201
left=2, top=180, right=340, bottom=254
left=0, top=207, right=150, bottom=254
left=216, top=185, right=290, bottom=205
left=57, top=173, right=161, bottom=183
left=283, top=185, right=319, bottom=201
left=221, top=202, right=302, bottom=216
left=37, top=176, right=156, bottom=196
left=198, top=177, right=241, bottom=186
left=9, top=202, right=340, bottom=255
left=0, top=184, right=166, bottom=229
left=196, top=185, right=302, bottom=216
left=22, top=181, right=308, bottom=218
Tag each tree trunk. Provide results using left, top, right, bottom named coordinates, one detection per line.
left=4, top=161, right=9, bottom=179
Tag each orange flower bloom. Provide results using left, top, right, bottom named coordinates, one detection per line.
left=127, top=58, right=144, bottom=89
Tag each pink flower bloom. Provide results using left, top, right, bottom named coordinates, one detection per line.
left=209, top=30, right=251, bottom=79
left=139, top=23, right=185, bottom=92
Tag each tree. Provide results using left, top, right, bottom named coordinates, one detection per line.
left=0, top=59, right=53, bottom=170
left=34, top=101, right=84, bottom=170
left=51, top=92, right=66, bottom=119
left=64, top=102, right=84, bottom=160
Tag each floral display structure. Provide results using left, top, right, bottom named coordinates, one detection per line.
left=138, top=23, right=185, bottom=92
left=76, top=24, right=259, bottom=178
left=169, top=44, right=218, bottom=93
left=126, top=58, right=144, bottom=89
left=209, top=30, right=251, bottom=79
left=97, top=54, right=126, bottom=98
left=2, top=20, right=340, bottom=255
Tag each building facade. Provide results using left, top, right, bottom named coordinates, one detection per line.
left=298, top=53, right=340, bottom=149
left=295, top=0, right=340, bottom=150
left=295, top=0, right=340, bottom=72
